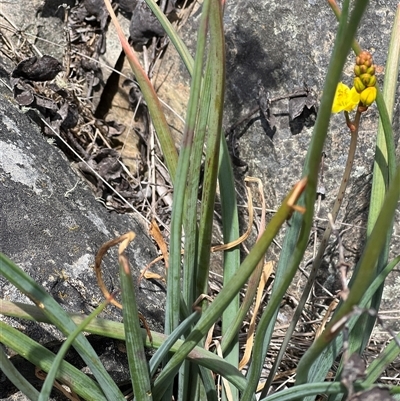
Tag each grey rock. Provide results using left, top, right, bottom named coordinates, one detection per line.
left=0, top=78, right=165, bottom=399
left=0, top=0, right=71, bottom=62
left=83, top=0, right=108, bottom=26
left=223, top=1, right=400, bottom=203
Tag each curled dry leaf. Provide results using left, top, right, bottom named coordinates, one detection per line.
left=288, top=86, right=318, bottom=121
left=12, top=55, right=63, bottom=82
left=11, top=78, right=35, bottom=106
left=129, top=0, right=166, bottom=46
left=83, top=0, right=108, bottom=28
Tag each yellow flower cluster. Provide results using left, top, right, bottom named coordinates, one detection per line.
left=332, top=50, right=377, bottom=113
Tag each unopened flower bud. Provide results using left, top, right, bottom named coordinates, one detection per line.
left=357, top=51, right=373, bottom=67
left=360, top=86, right=377, bottom=106
left=367, top=75, right=376, bottom=87
left=367, top=65, right=375, bottom=76
left=354, top=50, right=376, bottom=92
left=360, top=73, right=371, bottom=86
left=353, top=77, right=366, bottom=93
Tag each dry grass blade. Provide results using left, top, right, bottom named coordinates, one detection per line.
left=238, top=177, right=269, bottom=370
left=35, top=367, right=81, bottom=401
left=139, top=255, right=166, bottom=284
left=211, top=177, right=255, bottom=252
left=150, top=220, right=169, bottom=269
left=214, top=340, right=234, bottom=401
left=239, top=261, right=274, bottom=371
left=315, top=299, right=339, bottom=340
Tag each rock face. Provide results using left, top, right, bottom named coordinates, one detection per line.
left=0, top=76, right=165, bottom=398
left=223, top=0, right=400, bottom=211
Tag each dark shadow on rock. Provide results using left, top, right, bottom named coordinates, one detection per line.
left=39, top=0, right=76, bottom=18
left=260, top=114, right=277, bottom=140
left=289, top=107, right=317, bottom=136
left=225, top=22, right=287, bottom=121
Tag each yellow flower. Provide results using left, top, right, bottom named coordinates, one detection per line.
left=360, top=86, right=377, bottom=107
left=332, top=82, right=360, bottom=113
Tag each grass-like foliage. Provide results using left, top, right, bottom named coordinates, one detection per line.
left=1, top=0, right=400, bottom=400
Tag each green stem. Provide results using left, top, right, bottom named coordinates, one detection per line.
left=295, top=164, right=400, bottom=386
left=261, top=110, right=361, bottom=397
left=165, top=0, right=211, bottom=335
